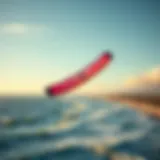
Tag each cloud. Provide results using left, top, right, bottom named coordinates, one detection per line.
left=120, top=66, right=160, bottom=94
left=124, top=66, right=160, bottom=88
left=1, top=23, right=29, bottom=34
left=0, top=23, right=46, bottom=35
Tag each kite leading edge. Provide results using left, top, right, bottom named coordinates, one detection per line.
left=45, top=51, right=113, bottom=97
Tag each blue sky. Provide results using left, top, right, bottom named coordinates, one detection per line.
left=0, top=0, right=160, bottom=95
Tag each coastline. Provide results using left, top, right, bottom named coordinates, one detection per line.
left=98, top=94, right=160, bottom=119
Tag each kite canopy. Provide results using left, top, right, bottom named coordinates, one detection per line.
left=45, top=51, right=113, bottom=97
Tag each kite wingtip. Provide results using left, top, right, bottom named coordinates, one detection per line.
left=102, top=50, right=113, bottom=60
left=45, top=87, right=54, bottom=97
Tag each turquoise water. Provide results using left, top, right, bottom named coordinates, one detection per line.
left=0, top=96, right=160, bottom=160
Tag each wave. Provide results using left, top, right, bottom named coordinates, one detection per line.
left=0, top=96, right=159, bottom=160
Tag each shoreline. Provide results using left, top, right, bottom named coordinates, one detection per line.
left=98, top=94, right=160, bottom=119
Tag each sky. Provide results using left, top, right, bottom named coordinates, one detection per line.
left=0, top=0, right=160, bottom=95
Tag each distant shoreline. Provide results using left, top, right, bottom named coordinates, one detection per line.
left=99, top=94, right=160, bottom=119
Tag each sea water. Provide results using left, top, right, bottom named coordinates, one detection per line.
left=0, top=96, right=159, bottom=160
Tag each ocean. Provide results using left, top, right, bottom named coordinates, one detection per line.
left=0, top=96, right=160, bottom=160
